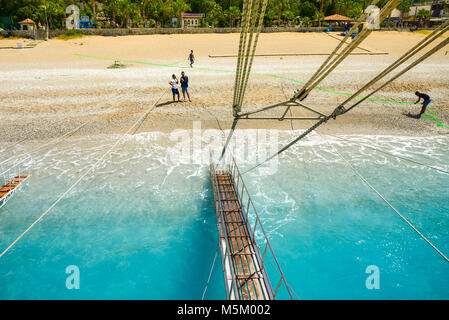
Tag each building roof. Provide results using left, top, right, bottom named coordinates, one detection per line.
left=19, top=18, right=35, bottom=24
left=181, top=13, right=205, bottom=18
left=324, top=14, right=352, bottom=21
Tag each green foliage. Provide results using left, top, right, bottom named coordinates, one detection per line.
left=0, top=0, right=412, bottom=29
left=397, top=0, right=411, bottom=17
left=300, top=1, right=318, bottom=18
left=56, top=29, right=84, bottom=40
left=416, top=8, right=431, bottom=20
left=225, top=6, right=241, bottom=27
left=107, top=60, right=126, bottom=68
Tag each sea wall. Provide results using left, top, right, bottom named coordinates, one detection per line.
left=11, top=26, right=334, bottom=39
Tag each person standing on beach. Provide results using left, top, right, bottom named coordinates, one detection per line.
left=414, top=91, right=431, bottom=117
left=169, top=74, right=180, bottom=102
left=188, top=50, right=195, bottom=67
left=180, top=71, right=191, bottom=102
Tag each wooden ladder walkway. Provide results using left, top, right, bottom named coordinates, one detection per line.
left=0, top=175, right=28, bottom=209
left=211, top=169, right=272, bottom=300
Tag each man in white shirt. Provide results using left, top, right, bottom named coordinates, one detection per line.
left=169, top=74, right=180, bottom=102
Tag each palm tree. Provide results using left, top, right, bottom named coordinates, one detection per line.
left=92, top=0, right=96, bottom=26
left=319, top=0, right=324, bottom=27
left=227, top=6, right=240, bottom=27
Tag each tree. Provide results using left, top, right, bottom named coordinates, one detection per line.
left=417, top=8, right=431, bottom=20
left=226, top=6, right=241, bottom=27
left=299, top=1, right=318, bottom=18
left=206, top=1, right=224, bottom=27
left=397, top=0, right=411, bottom=19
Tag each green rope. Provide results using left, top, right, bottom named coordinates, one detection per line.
left=73, top=53, right=418, bottom=105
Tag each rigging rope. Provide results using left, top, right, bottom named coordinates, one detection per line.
left=221, top=0, right=268, bottom=161
left=344, top=36, right=449, bottom=113
left=339, top=21, right=449, bottom=111
left=237, top=0, right=269, bottom=110
left=221, top=0, right=401, bottom=160
left=233, top=0, right=252, bottom=113
left=306, top=105, right=449, bottom=262
left=329, top=142, right=449, bottom=263
left=308, top=105, right=447, bottom=263
left=0, top=90, right=166, bottom=259
left=202, top=243, right=220, bottom=300
left=242, top=28, right=449, bottom=174
left=293, top=0, right=400, bottom=102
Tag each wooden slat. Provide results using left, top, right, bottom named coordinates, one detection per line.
left=0, top=175, right=28, bottom=201
left=212, top=170, right=269, bottom=300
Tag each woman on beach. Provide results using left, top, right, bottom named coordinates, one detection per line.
left=169, top=74, right=180, bottom=102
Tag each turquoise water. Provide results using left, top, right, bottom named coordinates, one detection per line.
left=0, top=130, right=448, bottom=299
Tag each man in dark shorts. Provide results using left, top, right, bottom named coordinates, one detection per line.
left=180, top=71, right=191, bottom=102
left=414, top=91, right=431, bottom=117
left=189, top=50, right=194, bottom=67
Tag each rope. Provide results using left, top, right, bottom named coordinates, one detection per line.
left=233, top=0, right=252, bottom=112
left=293, top=0, right=401, bottom=102
left=223, top=0, right=269, bottom=160
left=241, top=117, right=328, bottom=174
left=280, top=83, right=294, bottom=131
left=241, top=24, right=449, bottom=175
left=219, top=118, right=239, bottom=162
left=298, top=101, right=449, bottom=264
left=329, top=143, right=449, bottom=263
left=340, top=21, right=449, bottom=110
left=345, top=36, right=449, bottom=113
left=202, top=243, right=220, bottom=300
left=222, top=0, right=261, bottom=160
left=236, top=0, right=258, bottom=110
left=307, top=104, right=448, bottom=263
left=0, top=90, right=166, bottom=259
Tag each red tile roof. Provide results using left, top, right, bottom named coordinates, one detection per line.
left=19, top=18, right=35, bottom=24
left=324, top=14, right=352, bottom=21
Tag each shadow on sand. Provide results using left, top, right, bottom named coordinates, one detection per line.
left=403, top=113, right=421, bottom=119
left=155, top=101, right=179, bottom=108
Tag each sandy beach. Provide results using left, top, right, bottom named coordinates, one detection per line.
left=0, top=31, right=448, bottom=142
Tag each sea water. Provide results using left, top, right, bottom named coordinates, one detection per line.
left=0, top=130, right=448, bottom=299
